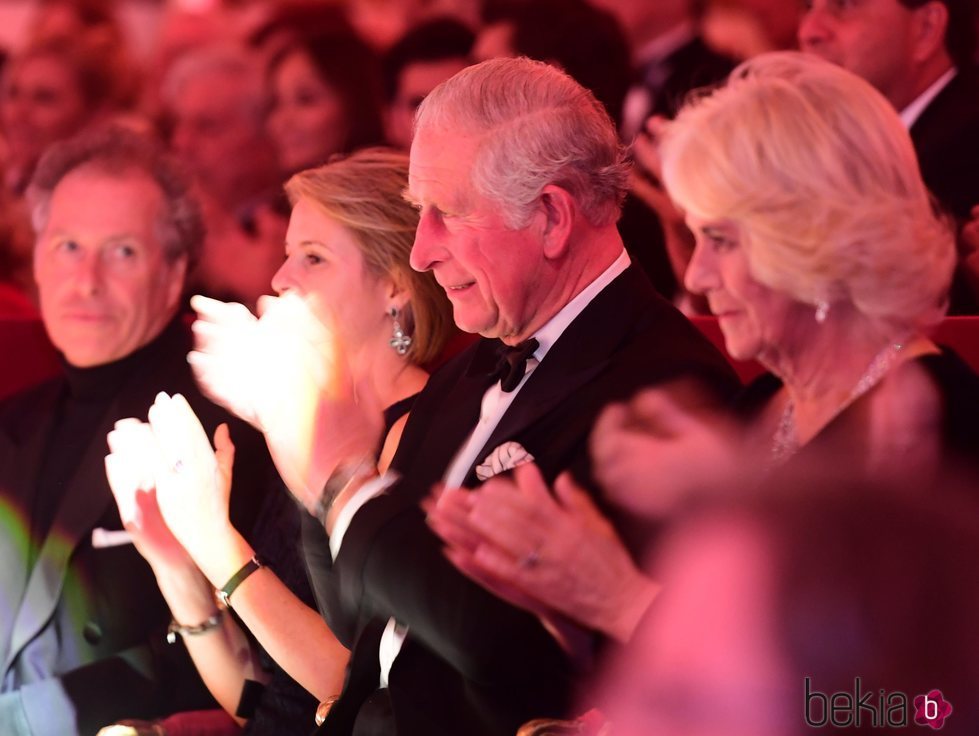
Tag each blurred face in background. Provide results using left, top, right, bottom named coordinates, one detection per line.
left=167, top=69, right=275, bottom=208
left=267, top=50, right=350, bottom=173
left=798, top=0, right=918, bottom=107
left=1, top=53, right=88, bottom=172
left=386, top=56, right=469, bottom=151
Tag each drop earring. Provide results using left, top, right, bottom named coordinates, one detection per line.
left=389, top=307, right=412, bottom=355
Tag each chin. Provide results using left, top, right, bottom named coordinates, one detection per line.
left=720, top=331, right=762, bottom=364
left=450, top=309, right=497, bottom=338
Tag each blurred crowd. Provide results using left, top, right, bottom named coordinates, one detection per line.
left=0, top=1, right=978, bottom=736
left=2, top=0, right=977, bottom=315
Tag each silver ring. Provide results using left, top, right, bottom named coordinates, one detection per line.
left=172, top=459, right=185, bottom=473
left=520, top=547, right=541, bottom=569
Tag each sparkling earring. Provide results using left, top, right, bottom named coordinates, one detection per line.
left=815, top=300, right=830, bottom=324
left=389, top=307, right=412, bottom=355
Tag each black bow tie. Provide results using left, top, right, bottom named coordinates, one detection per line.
left=492, top=338, right=539, bottom=392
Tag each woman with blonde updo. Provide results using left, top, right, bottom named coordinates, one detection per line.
left=656, top=51, right=975, bottom=473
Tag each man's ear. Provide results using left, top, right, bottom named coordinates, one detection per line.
left=538, top=184, right=576, bottom=260
left=911, top=1, right=949, bottom=64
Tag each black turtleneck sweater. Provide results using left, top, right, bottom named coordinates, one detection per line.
left=29, top=319, right=186, bottom=568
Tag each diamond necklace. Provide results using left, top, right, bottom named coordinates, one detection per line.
left=769, top=339, right=908, bottom=467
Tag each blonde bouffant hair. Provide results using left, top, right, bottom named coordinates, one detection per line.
left=661, top=52, right=955, bottom=332
left=285, top=148, right=454, bottom=366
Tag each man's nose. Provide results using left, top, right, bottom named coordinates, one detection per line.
left=74, top=252, right=104, bottom=296
left=409, top=209, right=448, bottom=273
left=798, top=5, right=833, bottom=51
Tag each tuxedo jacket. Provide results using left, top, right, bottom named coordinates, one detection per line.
left=910, top=66, right=979, bottom=313
left=910, top=66, right=979, bottom=223
left=318, top=267, right=741, bottom=736
left=0, top=323, right=272, bottom=735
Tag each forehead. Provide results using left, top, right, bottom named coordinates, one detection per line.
left=44, top=166, right=164, bottom=238
left=275, top=50, right=318, bottom=81
left=174, top=71, right=255, bottom=115
left=407, top=128, right=479, bottom=205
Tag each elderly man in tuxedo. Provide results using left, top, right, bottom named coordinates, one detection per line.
left=0, top=127, right=270, bottom=734
left=252, top=57, right=738, bottom=736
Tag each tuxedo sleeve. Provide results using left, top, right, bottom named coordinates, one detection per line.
left=332, top=486, right=573, bottom=692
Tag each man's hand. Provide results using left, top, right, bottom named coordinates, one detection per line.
left=426, top=464, right=658, bottom=644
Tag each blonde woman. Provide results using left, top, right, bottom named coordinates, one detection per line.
left=103, top=149, right=454, bottom=734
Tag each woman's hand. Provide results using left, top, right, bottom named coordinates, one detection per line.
left=591, top=388, right=738, bottom=519
left=426, top=464, right=657, bottom=644
left=106, top=418, right=194, bottom=574
left=188, top=292, right=340, bottom=434
left=188, top=292, right=382, bottom=510
left=142, top=393, right=237, bottom=567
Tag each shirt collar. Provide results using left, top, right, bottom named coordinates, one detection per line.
left=900, top=67, right=957, bottom=129
left=635, top=20, right=697, bottom=67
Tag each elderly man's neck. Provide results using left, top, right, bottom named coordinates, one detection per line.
left=502, top=226, right=625, bottom=346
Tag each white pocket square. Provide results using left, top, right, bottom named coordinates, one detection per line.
left=91, top=527, right=133, bottom=548
left=475, top=441, right=535, bottom=481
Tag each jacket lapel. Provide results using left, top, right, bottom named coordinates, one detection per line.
left=0, top=384, right=61, bottom=664
left=3, top=404, right=119, bottom=672
left=462, top=268, right=646, bottom=486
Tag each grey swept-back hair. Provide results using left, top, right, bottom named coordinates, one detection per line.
left=415, top=56, right=630, bottom=229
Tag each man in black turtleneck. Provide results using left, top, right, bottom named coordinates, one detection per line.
left=0, top=128, right=276, bottom=735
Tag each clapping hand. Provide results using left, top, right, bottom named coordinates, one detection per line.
left=105, top=393, right=237, bottom=569
left=591, top=388, right=739, bottom=518
left=188, top=292, right=337, bottom=431
left=188, top=292, right=380, bottom=511
left=427, top=464, right=657, bottom=646
left=106, top=418, right=191, bottom=573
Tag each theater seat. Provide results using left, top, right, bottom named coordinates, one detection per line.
left=932, top=317, right=979, bottom=374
